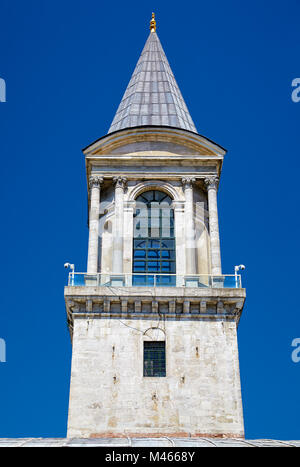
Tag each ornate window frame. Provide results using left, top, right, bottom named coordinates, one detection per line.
left=128, top=180, right=180, bottom=203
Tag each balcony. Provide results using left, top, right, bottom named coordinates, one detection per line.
left=67, top=273, right=242, bottom=289
left=64, top=272, right=245, bottom=327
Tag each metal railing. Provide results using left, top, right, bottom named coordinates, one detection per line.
left=67, top=273, right=242, bottom=289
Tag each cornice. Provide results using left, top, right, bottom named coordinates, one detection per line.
left=85, top=154, right=224, bottom=162
left=82, top=126, right=227, bottom=157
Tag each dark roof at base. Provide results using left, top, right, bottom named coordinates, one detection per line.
left=0, top=438, right=299, bottom=447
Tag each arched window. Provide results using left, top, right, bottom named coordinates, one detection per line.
left=133, top=190, right=175, bottom=285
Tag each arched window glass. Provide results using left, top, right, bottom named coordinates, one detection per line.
left=133, top=190, right=175, bottom=285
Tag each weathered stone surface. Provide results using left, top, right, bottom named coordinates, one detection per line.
left=66, top=307, right=244, bottom=438
left=66, top=28, right=246, bottom=442
left=0, top=437, right=299, bottom=447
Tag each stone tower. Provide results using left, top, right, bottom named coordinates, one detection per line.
left=65, top=15, right=246, bottom=439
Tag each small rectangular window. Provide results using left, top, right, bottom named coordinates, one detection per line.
left=144, top=341, right=166, bottom=377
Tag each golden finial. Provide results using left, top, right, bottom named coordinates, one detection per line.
left=150, top=12, right=156, bottom=32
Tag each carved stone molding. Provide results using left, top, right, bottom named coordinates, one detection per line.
left=65, top=294, right=246, bottom=328
left=89, top=176, right=104, bottom=189
left=121, top=300, right=128, bottom=313
left=181, top=177, right=196, bottom=189
left=200, top=300, right=207, bottom=313
left=204, top=176, right=219, bottom=190
left=113, top=176, right=127, bottom=189
left=135, top=300, right=142, bottom=313
left=183, top=300, right=190, bottom=314
left=129, top=180, right=179, bottom=202
left=169, top=300, right=176, bottom=314
left=217, top=300, right=224, bottom=313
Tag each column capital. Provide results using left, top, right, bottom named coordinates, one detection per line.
left=181, top=177, right=196, bottom=188
left=113, top=176, right=127, bottom=189
left=89, top=175, right=104, bottom=189
left=204, top=176, right=219, bottom=190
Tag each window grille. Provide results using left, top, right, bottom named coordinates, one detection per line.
left=143, top=341, right=166, bottom=377
left=133, top=190, right=175, bottom=275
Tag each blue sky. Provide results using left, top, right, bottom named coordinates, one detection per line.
left=0, top=0, right=299, bottom=439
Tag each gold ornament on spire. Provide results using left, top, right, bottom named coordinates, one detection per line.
left=150, top=12, right=156, bottom=32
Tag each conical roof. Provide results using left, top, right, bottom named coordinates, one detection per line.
left=108, top=30, right=197, bottom=134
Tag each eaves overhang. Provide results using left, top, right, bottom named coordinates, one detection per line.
left=82, top=126, right=227, bottom=158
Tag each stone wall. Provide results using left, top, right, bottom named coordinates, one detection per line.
left=67, top=315, right=244, bottom=438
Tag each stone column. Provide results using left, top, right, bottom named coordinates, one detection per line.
left=87, top=176, right=103, bottom=273
left=112, top=176, right=127, bottom=273
left=173, top=201, right=185, bottom=281
left=182, top=177, right=197, bottom=275
left=204, top=176, right=222, bottom=275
